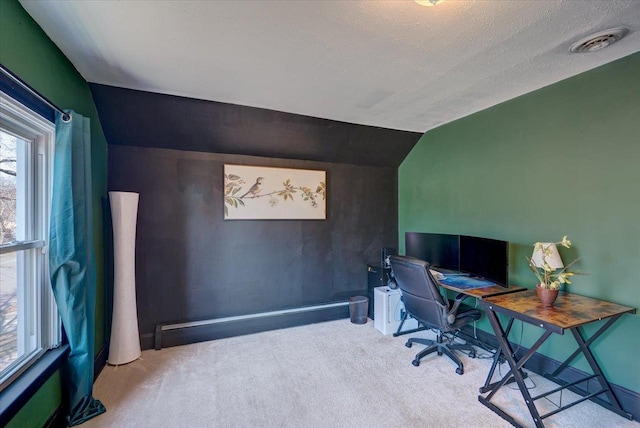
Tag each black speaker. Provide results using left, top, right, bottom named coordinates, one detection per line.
left=381, top=247, right=396, bottom=288
left=367, top=265, right=379, bottom=319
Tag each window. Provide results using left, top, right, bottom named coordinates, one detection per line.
left=0, top=91, right=59, bottom=391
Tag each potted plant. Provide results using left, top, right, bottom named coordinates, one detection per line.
left=527, top=236, right=582, bottom=307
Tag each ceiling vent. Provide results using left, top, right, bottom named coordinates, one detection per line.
left=569, top=28, right=629, bottom=53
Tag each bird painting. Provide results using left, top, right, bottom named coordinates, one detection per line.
left=224, top=165, right=326, bottom=220
left=240, top=177, right=264, bottom=198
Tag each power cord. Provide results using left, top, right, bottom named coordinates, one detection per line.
left=467, top=299, right=497, bottom=358
left=450, top=331, right=495, bottom=359
left=496, top=320, right=537, bottom=390
left=474, top=298, right=479, bottom=340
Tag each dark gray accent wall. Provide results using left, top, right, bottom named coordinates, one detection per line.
left=108, top=146, right=397, bottom=343
left=91, top=83, right=421, bottom=168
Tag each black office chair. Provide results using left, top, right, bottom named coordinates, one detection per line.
left=389, top=255, right=481, bottom=375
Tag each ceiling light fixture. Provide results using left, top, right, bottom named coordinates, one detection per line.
left=569, top=28, right=629, bottom=53
left=415, top=0, right=444, bottom=6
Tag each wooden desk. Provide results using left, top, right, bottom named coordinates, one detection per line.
left=478, top=290, right=635, bottom=428
left=437, top=280, right=526, bottom=299
left=393, top=280, right=526, bottom=337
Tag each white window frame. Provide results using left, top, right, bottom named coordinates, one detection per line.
left=0, top=90, right=60, bottom=391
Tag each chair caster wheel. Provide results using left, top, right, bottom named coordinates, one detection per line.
left=405, top=341, right=412, bottom=348
left=456, top=368, right=464, bottom=375
left=412, top=360, right=420, bottom=367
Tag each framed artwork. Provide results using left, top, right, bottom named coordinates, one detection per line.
left=224, top=164, right=326, bottom=220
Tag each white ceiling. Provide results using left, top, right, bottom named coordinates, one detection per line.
left=19, top=0, right=640, bottom=133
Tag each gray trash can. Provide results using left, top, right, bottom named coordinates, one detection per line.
left=349, top=296, right=369, bottom=324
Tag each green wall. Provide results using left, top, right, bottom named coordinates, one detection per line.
left=0, top=0, right=108, bottom=425
left=399, top=52, right=640, bottom=393
left=5, top=373, right=62, bottom=428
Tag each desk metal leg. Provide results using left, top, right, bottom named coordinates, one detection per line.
left=570, top=326, right=630, bottom=418
left=549, top=316, right=617, bottom=377
left=480, top=311, right=634, bottom=427
left=479, top=317, right=528, bottom=394
left=479, top=309, right=552, bottom=428
left=541, top=321, right=632, bottom=421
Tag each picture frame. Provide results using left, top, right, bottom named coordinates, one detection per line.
left=224, top=164, right=326, bottom=220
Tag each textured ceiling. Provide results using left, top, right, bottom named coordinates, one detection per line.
left=19, top=0, right=640, bottom=133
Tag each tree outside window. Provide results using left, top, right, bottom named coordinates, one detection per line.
left=0, top=132, right=17, bottom=244
left=0, top=131, right=18, bottom=371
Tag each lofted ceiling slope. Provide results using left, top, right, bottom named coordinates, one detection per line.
left=90, top=83, right=421, bottom=167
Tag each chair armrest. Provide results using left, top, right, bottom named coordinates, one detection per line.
left=447, top=293, right=472, bottom=324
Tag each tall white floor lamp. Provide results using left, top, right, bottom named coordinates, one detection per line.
left=108, top=191, right=141, bottom=365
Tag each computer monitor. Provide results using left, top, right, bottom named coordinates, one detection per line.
left=405, top=232, right=459, bottom=271
left=404, top=232, right=509, bottom=287
left=459, top=235, right=509, bottom=286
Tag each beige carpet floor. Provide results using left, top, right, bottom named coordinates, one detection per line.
left=86, top=319, right=637, bottom=428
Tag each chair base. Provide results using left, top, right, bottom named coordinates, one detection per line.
left=405, top=333, right=475, bottom=375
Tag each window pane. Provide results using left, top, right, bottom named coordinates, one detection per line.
left=0, top=131, right=18, bottom=245
left=0, top=251, right=18, bottom=372
left=0, top=93, right=58, bottom=388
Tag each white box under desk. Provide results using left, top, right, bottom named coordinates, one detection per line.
left=374, top=286, right=419, bottom=335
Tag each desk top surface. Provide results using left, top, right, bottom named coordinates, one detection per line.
left=438, top=281, right=526, bottom=299
left=481, top=290, right=636, bottom=332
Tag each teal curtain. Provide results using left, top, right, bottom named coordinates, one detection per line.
left=49, top=110, right=106, bottom=426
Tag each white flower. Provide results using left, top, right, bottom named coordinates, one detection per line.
left=528, top=236, right=584, bottom=290
left=558, top=272, right=574, bottom=284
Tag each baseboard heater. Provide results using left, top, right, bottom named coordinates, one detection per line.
left=154, top=301, right=349, bottom=350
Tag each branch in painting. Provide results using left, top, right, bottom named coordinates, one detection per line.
left=224, top=175, right=326, bottom=213
left=224, top=174, right=246, bottom=216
